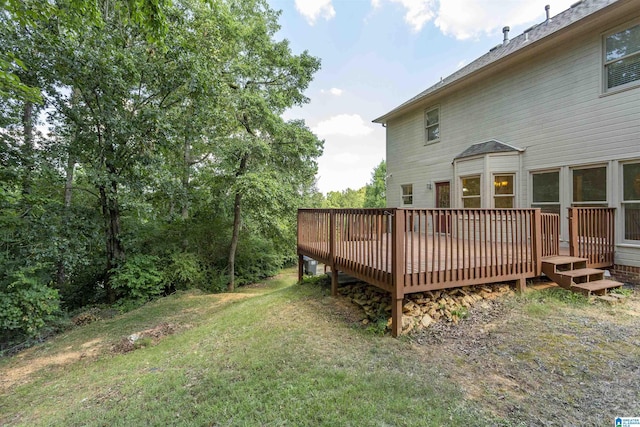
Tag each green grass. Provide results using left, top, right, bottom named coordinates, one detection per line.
left=0, top=270, right=494, bottom=426
left=520, top=286, right=589, bottom=317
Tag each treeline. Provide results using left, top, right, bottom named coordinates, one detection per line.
left=309, top=160, right=386, bottom=209
left=0, top=0, right=323, bottom=345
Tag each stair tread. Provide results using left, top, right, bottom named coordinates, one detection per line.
left=559, top=268, right=604, bottom=278
left=541, top=256, right=588, bottom=265
left=572, top=280, right=621, bottom=291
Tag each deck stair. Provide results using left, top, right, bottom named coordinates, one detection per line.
left=541, top=256, right=621, bottom=296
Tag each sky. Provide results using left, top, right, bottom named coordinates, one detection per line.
left=266, top=0, right=577, bottom=194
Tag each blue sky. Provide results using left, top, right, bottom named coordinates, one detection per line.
left=267, top=0, right=576, bottom=194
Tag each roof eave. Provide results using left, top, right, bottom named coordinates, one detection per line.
left=372, top=1, right=624, bottom=125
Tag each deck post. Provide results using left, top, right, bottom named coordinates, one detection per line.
left=297, top=210, right=303, bottom=284
left=298, top=253, right=304, bottom=284
left=391, top=208, right=405, bottom=337
left=329, top=211, right=337, bottom=296
left=532, top=208, right=543, bottom=276
left=568, top=207, right=578, bottom=257
left=515, top=277, right=526, bottom=293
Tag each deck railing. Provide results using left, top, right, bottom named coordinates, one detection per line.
left=568, top=207, right=615, bottom=268
left=298, top=209, right=394, bottom=291
left=298, top=208, right=544, bottom=335
left=541, top=213, right=560, bottom=257
left=398, top=209, right=540, bottom=291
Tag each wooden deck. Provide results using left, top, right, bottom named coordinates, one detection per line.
left=297, top=207, right=615, bottom=336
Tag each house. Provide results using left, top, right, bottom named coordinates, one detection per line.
left=373, top=0, right=640, bottom=283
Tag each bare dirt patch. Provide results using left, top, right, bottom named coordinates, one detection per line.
left=408, top=288, right=640, bottom=426
left=1, top=291, right=257, bottom=392
left=112, top=322, right=178, bottom=353
left=313, top=278, right=640, bottom=425
left=0, top=338, right=103, bottom=391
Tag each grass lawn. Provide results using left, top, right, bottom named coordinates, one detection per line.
left=0, top=270, right=493, bottom=426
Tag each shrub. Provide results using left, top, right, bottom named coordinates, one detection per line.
left=0, top=266, right=60, bottom=340
left=163, top=252, right=205, bottom=291
left=110, top=254, right=164, bottom=302
left=233, top=234, right=286, bottom=286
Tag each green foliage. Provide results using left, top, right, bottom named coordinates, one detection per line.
left=610, top=287, right=633, bottom=297
left=451, top=306, right=469, bottom=319
left=323, top=187, right=366, bottom=208
left=365, top=316, right=389, bottom=336
left=300, top=274, right=330, bottom=286
left=364, top=160, right=386, bottom=208
left=233, top=234, right=287, bottom=286
left=163, top=252, right=206, bottom=291
left=110, top=254, right=164, bottom=302
left=309, top=161, right=386, bottom=209
left=0, top=265, right=60, bottom=339
left=522, top=287, right=589, bottom=312
left=0, top=0, right=323, bottom=338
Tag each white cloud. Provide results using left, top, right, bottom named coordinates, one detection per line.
left=435, top=0, right=576, bottom=40
left=389, top=0, right=436, bottom=33
left=378, top=0, right=576, bottom=39
left=295, top=0, right=336, bottom=25
left=321, top=87, right=344, bottom=96
left=312, top=114, right=374, bottom=137
left=371, top=0, right=382, bottom=9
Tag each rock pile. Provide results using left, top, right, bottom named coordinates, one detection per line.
left=339, top=282, right=515, bottom=334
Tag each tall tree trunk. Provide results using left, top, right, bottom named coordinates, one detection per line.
left=228, top=154, right=249, bottom=291
left=56, top=152, right=75, bottom=287
left=100, top=167, right=125, bottom=303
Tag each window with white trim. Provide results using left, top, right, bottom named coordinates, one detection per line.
left=461, top=176, right=480, bottom=208
left=493, top=174, right=515, bottom=208
left=623, top=162, right=640, bottom=241
left=424, top=107, right=439, bottom=144
left=604, top=22, right=640, bottom=91
left=532, top=171, right=560, bottom=215
left=572, top=167, right=607, bottom=207
left=401, top=184, right=413, bottom=205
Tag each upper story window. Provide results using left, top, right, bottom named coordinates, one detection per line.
left=604, top=22, right=640, bottom=91
left=401, top=184, right=413, bottom=205
left=424, top=107, right=440, bottom=144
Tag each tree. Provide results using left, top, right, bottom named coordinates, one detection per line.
left=323, top=187, right=366, bottom=208
left=0, top=0, right=170, bottom=103
left=209, top=0, right=321, bottom=291
left=0, top=0, right=324, bottom=343
left=364, top=160, right=386, bottom=208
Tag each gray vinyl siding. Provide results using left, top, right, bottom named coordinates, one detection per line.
left=384, top=14, right=640, bottom=265
left=617, top=246, right=640, bottom=268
